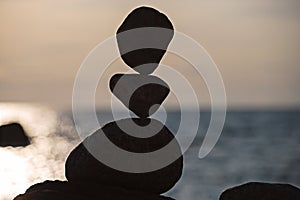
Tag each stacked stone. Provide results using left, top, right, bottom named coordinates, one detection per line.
left=65, top=6, right=183, bottom=197
left=14, top=6, right=183, bottom=200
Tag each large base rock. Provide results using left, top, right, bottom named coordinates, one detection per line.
left=14, top=180, right=174, bottom=200
left=66, top=118, right=183, bottom=194
left=220, top=182, right=300, bottom=200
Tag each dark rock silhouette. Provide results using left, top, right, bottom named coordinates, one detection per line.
left=220, top=182, right=300, bottom=200
left=0, top=122, right=30, bottom=147
left=14, top=6, right=182, bottom=200
left=66, top=119, right=183, bottom=194
left=110, top=74, right=170, bottom=118
left=14, top=180, right=174, bottom=200
left=117, top=6, right=174, bottom=74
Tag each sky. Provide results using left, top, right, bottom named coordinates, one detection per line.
left=1, top=0, right=300, bottom=110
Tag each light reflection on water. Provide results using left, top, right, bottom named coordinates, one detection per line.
left=0, top=103, right=78, bottom=200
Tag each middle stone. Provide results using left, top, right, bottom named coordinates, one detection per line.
left=110, top=74, right=170, bottom=118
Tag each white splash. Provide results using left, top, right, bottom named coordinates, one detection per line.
left=0, top=103, right=78, bottom=200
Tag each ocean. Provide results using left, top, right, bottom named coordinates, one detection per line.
left=0, top=103, right=299, bottom=200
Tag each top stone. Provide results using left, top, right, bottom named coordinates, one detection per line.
left=117, top=7, right=174, bottom=74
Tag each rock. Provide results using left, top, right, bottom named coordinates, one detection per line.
left=220, top=182, right=300, bottom=200
left=66, top=118, right=183, bottom=194
left=14, top=180, right=174, bottom=200
left=0, top=122, right=30, bottom=147
left=14, top=6, right=181, bottom=200
left=116, top=6, right=174, bottom=74
left=110, top=74, right=170, bottom=118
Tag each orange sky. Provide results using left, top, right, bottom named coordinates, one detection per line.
left=1, top=0, right=300, bottom=110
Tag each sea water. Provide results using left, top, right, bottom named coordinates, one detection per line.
left=0, top=103, right=299, bottom=200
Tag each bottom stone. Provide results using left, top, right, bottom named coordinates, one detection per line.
left=65, top=118, right=183, bottom=194
left=14, top=180, right=174, bottom=200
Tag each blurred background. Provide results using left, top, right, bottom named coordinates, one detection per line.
left=1, top=0, right=300, bottom=200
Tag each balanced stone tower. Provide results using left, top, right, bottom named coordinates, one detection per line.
left=14, top=6, right=183, bottom=200
left=65, top=6, right=183, bottom=196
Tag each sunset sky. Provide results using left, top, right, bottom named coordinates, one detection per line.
left=1, top=0, right=300, bottom=110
